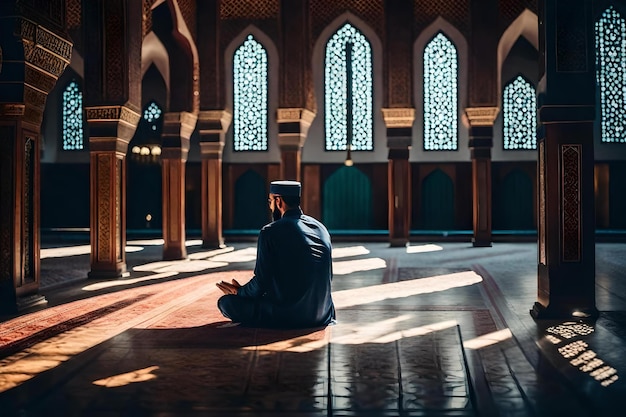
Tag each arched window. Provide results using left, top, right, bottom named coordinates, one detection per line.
left=233, top=34, right=268, bottom=151
left=595, top=7, right=626, bottom=143
left=503, top=75, right=536, bottom=150
left=423, top=33, right=458, bottom=151
left=143, top=101, right=163, bottom=133
left=324, top=22, right=373, bottom=152
left=62, top=80, right=84, bottom=150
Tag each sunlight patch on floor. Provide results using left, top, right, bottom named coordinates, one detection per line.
left=82, top=271, right=179, bottom=291
left=332, top=270, right=483, bottom=308
left=332, top=245, right=370, bottom=259
left=463, top=328, right=512, bottom=349
left=332, top=257, right=387, bottom=275
left=406, top=244, right=443, bottom=254
left=93, top=366, right=160, bottom=387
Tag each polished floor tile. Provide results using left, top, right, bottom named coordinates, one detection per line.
left=0, top=241, right=625, bottom=416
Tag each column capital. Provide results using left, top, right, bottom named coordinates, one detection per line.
left=200, top=141, right=225, bottom=158
left=163, top=111, right=198, bottom=141
left=0, top=104, right=26, bottom=117
left=86, top=105, right=141, bottom=154
left=464, top=107, right=499, bottom=127
left=381, top=108, right=415, bottom=128
left=277, top=108, right=315, bottom=125
left=277, top=108, right=316, bottom=149
left=197, top=110, right=232, bottom=134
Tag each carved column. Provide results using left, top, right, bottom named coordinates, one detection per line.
left=466, top=0, right=498, bottom=247
left=277, top=108, right=315, bottom=181
left=383, top=109, right=414, bottom=247
left=278, top=0, right=314, bottom=181
left=87, top=107, right=139, bottom=278
left=383, top=0, right=414, bottom=247
left=83, top=0, right=142, bottom=279
left=0, top=5, right=72, bottom=312
left=161, top=112, right=197, bottom=260
left=531, top=0, right=597, bottom=319
left=198, top=110, right=231, bottom=249
left=465, top=107, right=498, bottom=247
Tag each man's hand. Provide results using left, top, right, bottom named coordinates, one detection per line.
left=216, top=279, right=241, bottom=295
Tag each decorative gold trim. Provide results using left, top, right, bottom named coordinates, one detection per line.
left=86, top=106, right=141, bottom=127
left=381, top=108, right=415, bottom=128
left=0, top=104, right=26, bottom=116
left=276, top=108, right=316, bottom=125
left=19, top=18, right=73, bottom=61
left=198, top=110, right=232, bottom=135
left=465, top=107, right=500, bottom=127
left=163, top=111, right=198, bottom=140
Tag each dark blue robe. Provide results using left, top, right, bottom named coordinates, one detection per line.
left=218, top=208, right=336, bottom=328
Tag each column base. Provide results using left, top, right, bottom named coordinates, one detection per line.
left=202, top=239, right=226, bottom=249
left=389, top=238, right=408, bottom=248
left=16, top=294, right=48, bottom=312
left=472, top=237, right=492, bottom=248
left=163, top=247, right=187, bottom=261
left=530, top=301, right=599, bottom=320
left=88, top=268, right=130, bottom=280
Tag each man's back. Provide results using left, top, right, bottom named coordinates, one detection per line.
left=253, top=208, right=335, bottom=327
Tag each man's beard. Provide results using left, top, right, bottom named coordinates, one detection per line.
left=272, top=207, right=282, bottom=221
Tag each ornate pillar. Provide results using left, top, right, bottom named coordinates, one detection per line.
left=196, top=1, right=227, bottom=248
left=383, top=0, right=414, bottom=247
left=531, top=0, right=597, bottom=319
left=83, top=0, right=142, bottom=279
left=161, top=111, right=197, bottom=260
left=198, top=110, right=231, bottom=249
left=0, top=2, right=72, bottom=312
left=467, top=0, right=498, bottom=248
left=277, top=108, right=315, bottom=181
left=465, top=107, right=498, bottom=247
left=278, top=0, right=314, bottom=181
left=383, top=109, right=414, bottom=247
left=87, top=107, right=139, bottom=278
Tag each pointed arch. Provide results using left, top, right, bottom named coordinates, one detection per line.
left=223, top=26, right=280, bottom=164
left=497, top=9, right=538, bottom=107
left=503, top=75, right=537, bottom=150
left=419, top=169, right=455, bottom=230
left=307, top=12, right=386, bottom=164
left=322, top=166, right=373, bottom=230
left=494, top=169, right=534, bottom=230
left=61, top=79, right=84, bottom=151
left=423, top=32, right=458, bottom=151
left=141, top=31, right=170, bottom=97
left=232, top=34, right=269, bottom=152
left=323, top=22, right=373, bottom=152
left=413, top=17, right=469, bottom=162
left=151, top=0, right=199, bottom=113
left=595, top=6, right=626, bottom=143
left=233, top=170, right=269, bottom=230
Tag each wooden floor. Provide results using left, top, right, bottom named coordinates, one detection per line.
left=1, top=239, right=625, bottom=416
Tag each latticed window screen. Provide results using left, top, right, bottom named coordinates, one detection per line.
left=233, top=34, right=268, bottom=151
left=595, top=7, right=626, bottom=143
left=503, top=75, right=537, bottom=150
left=423, top=33, right=458, bottom=151
left=62, top=81, right=84, bottom=150
left=324, top=23, right=373, bottom=151
left=143, top=101, right=162, bottom=131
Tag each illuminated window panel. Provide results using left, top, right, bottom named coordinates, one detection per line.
left=503, top=75, right=537, bottom=150
left=324, top=23, right=373, bottom=151
left=143, top=101, right=162, bottom=130
left=62, top=81, right=84, bottom=151
left=423, top=33, right=458, bottom=151
left=595, top=7, right=626, bottom=143
left=233, top=34, right=268, bottom=151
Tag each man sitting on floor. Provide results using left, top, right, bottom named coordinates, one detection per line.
left=216, top=180, right=336, bottom=328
